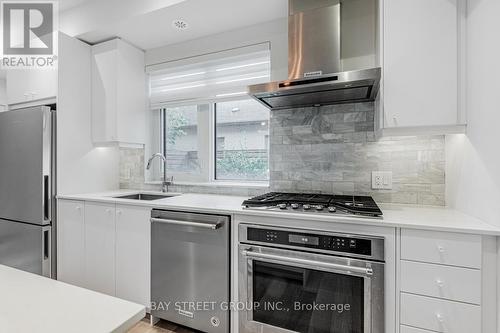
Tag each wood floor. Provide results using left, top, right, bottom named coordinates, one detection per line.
left=128, top=318, right=200, bottom=333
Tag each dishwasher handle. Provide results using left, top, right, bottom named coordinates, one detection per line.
left=150, top=217, right=223, bottom=230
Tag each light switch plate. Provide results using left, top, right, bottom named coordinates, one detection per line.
left=371, top=171, right=393, bottom=190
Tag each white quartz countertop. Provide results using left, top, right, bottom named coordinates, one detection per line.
left=0, top=265, right=145, bottom=333
left=58, top=190, right=500, bottom=235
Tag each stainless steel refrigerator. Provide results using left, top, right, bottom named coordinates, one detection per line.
left=0, top=106, right=56, bottom=278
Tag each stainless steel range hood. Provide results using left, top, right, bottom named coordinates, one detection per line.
left=249, top=0, right=381, bottom=110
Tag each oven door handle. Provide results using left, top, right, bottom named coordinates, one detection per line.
left=242, top=249, right=373, bottom=276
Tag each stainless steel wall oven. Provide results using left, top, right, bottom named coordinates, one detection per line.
left=238, top=224, right=385, bottom=333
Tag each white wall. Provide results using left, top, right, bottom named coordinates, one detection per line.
left=145, top=18, right=288, bottom=81
left=0, top=78, right=6, bottom=109
left=57, top=33, right=120, bottom=194
left=446, top=0, right=500, bottom=226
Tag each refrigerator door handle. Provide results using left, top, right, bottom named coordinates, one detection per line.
left=43, top=175, right=50, bottom=221
left=42, top=226, right=51, bottom=277
left=42, top=108, right=52, bottom=224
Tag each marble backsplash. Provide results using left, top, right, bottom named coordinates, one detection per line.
left=120, top=102, right=446, bottom=205
left=269, top=103, right=445, bottom=205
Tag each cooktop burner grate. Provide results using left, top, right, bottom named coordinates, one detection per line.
left=242, top=192, right=383, bottom=217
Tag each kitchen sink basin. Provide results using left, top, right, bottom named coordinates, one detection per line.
left=113, top=193, right=177, bottom=201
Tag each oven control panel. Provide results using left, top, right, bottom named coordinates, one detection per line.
left=247, top=227, right=372, bottom=256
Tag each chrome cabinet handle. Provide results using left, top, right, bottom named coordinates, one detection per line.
left=150, top=218, right=222, bottom=230
left=242, top=249, right=373, bottom=276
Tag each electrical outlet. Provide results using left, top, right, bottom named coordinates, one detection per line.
left=371, top=171, right=393, bottom=190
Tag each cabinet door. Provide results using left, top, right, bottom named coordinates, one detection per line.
left=57, top=200, right=85, bottom=286
left=384, top=0, right=459, bottom=128
left=84, top=202, right=116, bottom=296
left=91, top=38, right=145, bottom=145
left=6, top=68, right=57, bottom=105
left=116, top=40, right=146, bottom=145
left=91, top=40, right=118, bottom=143
left=115, top=205, right=151, bottom=307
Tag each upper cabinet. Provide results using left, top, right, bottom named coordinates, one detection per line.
left=6, top=68, right=57, bottom=105
left=91, top=39, right=146, bottom=145
left=381, top=0, right=466, bottom=133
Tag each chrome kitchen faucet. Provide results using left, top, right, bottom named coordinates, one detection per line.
left=146, top=153, right=173, bottom=192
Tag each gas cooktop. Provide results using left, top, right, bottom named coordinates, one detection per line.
left=242, top=192, right=383, bottom=218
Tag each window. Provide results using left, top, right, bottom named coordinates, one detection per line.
left=215, top=99, right=269, bottom=181
left=155, top=99, right=269, bottom=183
left=147, top=44, right=270, bottom=184
left=161, top=105, right=200, bottom=174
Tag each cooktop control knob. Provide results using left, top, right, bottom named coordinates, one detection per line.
left=303, top=204, right=311, bottom=210
left=328, top=206, right=337, bottom=213
left=278, top=203, right=287, bottom=209
left=291, top=203, right=299, bottom=209
left=315, top=205, right=324, bottom=211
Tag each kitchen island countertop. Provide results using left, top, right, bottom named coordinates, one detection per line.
left=0, top=264, right=145, bottom=333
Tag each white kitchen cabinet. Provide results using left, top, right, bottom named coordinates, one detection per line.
left=58, top=199, right=151, bottom=304
left=57, top=199, right=85, bottom=286
left=84, top=202, right=116, bottom=296
left=400, top=260, right=481, bottom=304
left=115, top=205, right=151, bottom=307
left=400, top=229, right=481, bottom=269
left=6, top=68, right=57, bottom=105
left=382, top=0, right=464, bottom=131
left=400, top=293, right=481, bottom=333
left=91, top=38, right=146, bottom=145
left=398, top=229, right=496, bottom=333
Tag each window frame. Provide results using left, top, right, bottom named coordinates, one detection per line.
left=157, top=104, right=212, bottom=183
left=153, top=98, right=270, bottom=186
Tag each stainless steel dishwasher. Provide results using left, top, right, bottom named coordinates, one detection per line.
left=151, top=209, right=230, bottom=333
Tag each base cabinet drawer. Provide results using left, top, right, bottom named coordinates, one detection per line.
left=400, top=293, right=481, bottom=333
left=401, top=260, right=481, bottom=304
left=400, top=326, right=434, bottom=333
left=401, top=229, right=481, bottom=268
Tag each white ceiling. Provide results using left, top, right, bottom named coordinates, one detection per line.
left=63, top=0, right=288, bottom=50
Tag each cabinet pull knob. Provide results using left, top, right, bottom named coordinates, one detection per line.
left=436, top=313, right=444, bottom=323
left=437, top=245, right=445, bottom=253
left=436, top=279, right=444, bottom=287
left=392, top=116, right=398, bottom=126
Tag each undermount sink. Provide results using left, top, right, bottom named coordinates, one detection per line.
left=113, top=193, right=177, bottom=201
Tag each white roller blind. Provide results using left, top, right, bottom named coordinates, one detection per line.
left=147, top=43, right=270, bottom=107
